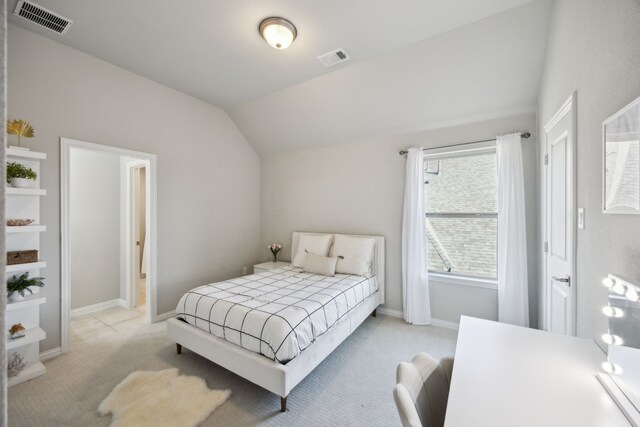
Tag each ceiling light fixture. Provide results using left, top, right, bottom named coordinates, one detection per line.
left=259, top=17, right=297, bottom=50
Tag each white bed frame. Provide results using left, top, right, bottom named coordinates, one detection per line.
left=166, top=232, right=385, bottom=412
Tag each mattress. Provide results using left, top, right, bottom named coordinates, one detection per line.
left=176, top=265, right=378, bottom=363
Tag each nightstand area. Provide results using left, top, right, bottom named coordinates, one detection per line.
left=253, top=261, right=290, bottom=274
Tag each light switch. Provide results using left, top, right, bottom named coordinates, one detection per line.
left=578, top=208, right=585, bottom=229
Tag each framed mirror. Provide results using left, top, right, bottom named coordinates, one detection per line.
left=599, top=274, right=640, bottom=425
left=603, top=95, right=640, bottom=214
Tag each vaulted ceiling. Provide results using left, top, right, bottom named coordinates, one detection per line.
left=9, top=0, right=552, bottom=155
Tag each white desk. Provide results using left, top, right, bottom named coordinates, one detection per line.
left=445, top=316, right=629, bottom=426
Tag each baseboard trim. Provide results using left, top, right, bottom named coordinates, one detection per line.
left=430, top=318, right=460, bottom=331
left=155, top=310, right=176, bottom=322
left=378, top=308, right=404, bottom=318
left=70, top=298, right=128, bottom=317
left=377, top=308, right=459, bottom=330
left=40, top=346, right=62, bottom=361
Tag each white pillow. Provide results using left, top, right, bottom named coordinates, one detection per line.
left=302, top=253, right=338, bottom=277
left=330, top=234, right=376, bottom=277
left=292, top=234, right=333, bottom=268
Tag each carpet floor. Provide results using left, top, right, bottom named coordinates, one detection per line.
left=8, top=310, right=457, bottom=426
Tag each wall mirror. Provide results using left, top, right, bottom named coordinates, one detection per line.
left=603, top=95, right=640, bottom=214
left=599, top=274, right=640, bottom=425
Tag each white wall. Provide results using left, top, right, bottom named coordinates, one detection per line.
left=8, top=24, right=262, bottom=351
left=538, top=0, right=640, bottom=344
left=69, top=148, right=121, bottom=309
left=261, top=113, right=538, bottom=326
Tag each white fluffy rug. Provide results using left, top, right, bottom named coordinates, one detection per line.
left=98, top=368, right=230, bottom=427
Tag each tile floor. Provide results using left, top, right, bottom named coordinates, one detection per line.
left=70, top=307, right=146, bottom=349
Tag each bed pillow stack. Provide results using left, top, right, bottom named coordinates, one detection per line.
left=292, top=233, right=333, bottom=268
left=330, top=234, right=376, bottom=277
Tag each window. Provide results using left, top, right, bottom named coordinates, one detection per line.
left=425, top=150, right=497, bottom=280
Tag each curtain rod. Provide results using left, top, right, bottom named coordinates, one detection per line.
left=398, top=132, right=531, bottom=156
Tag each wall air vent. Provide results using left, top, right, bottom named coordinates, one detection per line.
left=317, top=48, right=350, bottom=68
left=13, top=0, right=73, bottom=35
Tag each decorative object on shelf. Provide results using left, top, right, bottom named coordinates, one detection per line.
left=6, top=162, right=37, bottom=188
left=7, top=250, right=38, bottom=266
left=7, top=352, right=26, bottom=377
left=269, top=243, right=282, bottom=262
left=6, top=219, right=35, bottom=226
left=9, top=323, right=26, bottom=340
left=6, top=119, right=35, bottom=149
left=7, top=272, right=45, bottom=302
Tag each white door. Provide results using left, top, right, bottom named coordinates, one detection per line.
left=544, top=94, right=577, bottom=335
left=128, top=162, right=146, bottom=309
left=131, top=166, right=141, bottom=307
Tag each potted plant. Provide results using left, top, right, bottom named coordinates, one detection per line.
left=269, top=243, right=282, bottom=262
left=7, top=272, right=45, bottom=302
left=6, top=162, right=37, bottom=188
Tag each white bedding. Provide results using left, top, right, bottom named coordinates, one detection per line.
left=176, top=266, right=378, bottom=363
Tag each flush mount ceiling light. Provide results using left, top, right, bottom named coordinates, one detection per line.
left=259, top=17, right=297, bottom=50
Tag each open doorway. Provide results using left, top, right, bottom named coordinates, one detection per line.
left=61, top=138, right=157, bottom=354
left=129, top=161, right=148, bottom=313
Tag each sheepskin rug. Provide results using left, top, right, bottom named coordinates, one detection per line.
left=98, top=368, right=230, bottom=427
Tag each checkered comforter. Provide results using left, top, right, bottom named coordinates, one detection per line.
left=176, top=266, right=378, bottom=363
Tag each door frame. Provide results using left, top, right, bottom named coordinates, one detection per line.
left=60, top=137, right=158, bottom=354
left=127, top=160, right=147, bottom=309
left=542, top=92, right=577, bottom=334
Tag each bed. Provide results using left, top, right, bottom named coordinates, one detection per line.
left=166, top=232, right=385, bottom=412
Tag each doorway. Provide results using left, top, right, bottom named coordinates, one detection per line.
left=129, top=161, right=147, bottom=312
left=61, top=138, right=157, bottom=354
left=542, top=93, right=577, bottom=335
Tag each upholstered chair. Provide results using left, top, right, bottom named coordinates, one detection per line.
left=393, top=353, right=454, bottom=427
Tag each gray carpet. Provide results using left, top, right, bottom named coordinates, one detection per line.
left=8, top=314, right=456, bottom=426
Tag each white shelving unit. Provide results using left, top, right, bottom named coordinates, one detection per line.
left=7, top=225, right=46, bottom=234
left=6, top=188, right=47, bottom=196
left=6, top=262, right=47, bottom=273
left=6, top=149, right=47, bottom=386
left=6, top=148, right=46, bottom=160
left=6, top=327, right=46, bottom=351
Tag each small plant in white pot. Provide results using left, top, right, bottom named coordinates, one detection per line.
left=7, top=272, right=44, bottom=302
left=6, top=162, right=37, bottom=188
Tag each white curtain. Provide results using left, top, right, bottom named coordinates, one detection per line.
left=496, top=133, right=529, bottom=327
left=402, top=148, right=431, bottom=325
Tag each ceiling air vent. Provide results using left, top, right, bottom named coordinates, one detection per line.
left=13, top=0, right=73, bottom=35
left=317, top=48, right=350, bottom=68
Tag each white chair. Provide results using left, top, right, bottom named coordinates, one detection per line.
left=393, top=353, right=454, bottom=427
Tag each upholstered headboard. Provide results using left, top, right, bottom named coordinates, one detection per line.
left=291, top=232, right=385, bottom=305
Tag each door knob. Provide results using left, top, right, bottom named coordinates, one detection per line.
left=552, top=276, right=570, bottom=285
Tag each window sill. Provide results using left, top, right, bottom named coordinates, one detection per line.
left=428, top=272, right=498, bottom=290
